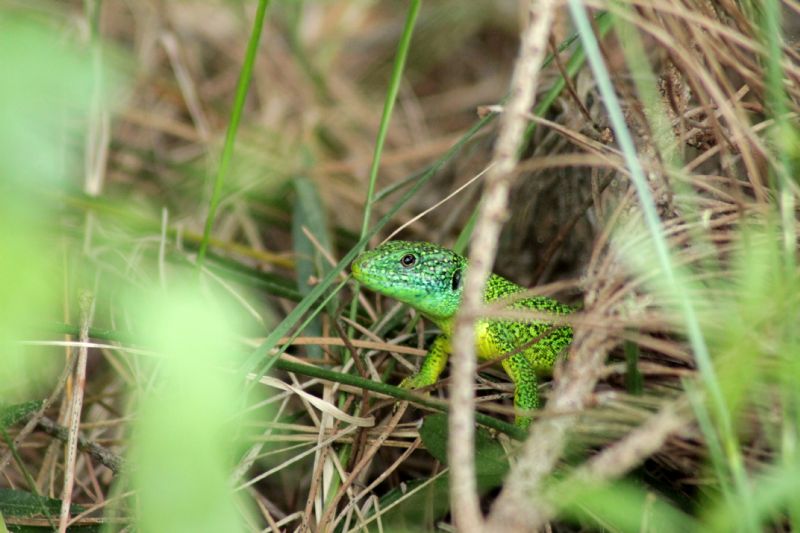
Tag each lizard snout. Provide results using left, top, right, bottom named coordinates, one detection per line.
left=351, top=259, right=366, bottom=279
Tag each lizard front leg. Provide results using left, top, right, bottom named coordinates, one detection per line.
left=399, top=335, right=451, bottom=389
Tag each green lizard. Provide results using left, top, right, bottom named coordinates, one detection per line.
left=351, top=240, right=573, bottom=428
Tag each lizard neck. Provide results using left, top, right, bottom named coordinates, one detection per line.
left=424, top=313, right=455, bottom=336
left=424, top=274, right=525, bottom=335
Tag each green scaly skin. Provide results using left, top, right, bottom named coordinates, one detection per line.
left=351, top=241, right=573, bottom=429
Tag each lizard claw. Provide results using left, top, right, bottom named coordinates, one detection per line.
left=514, top=415, right=533, bottom=430
left=399, top=374, right=430, bottom=390
left=398, top=375, right=434, bottom=398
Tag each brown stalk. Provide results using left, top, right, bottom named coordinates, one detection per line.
left=58, top=292, right=95, bottom=533
left=449, top=1, right=558, bottom=529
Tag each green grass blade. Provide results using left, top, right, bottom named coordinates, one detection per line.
left=761, top=0, right=797, bottom=272
left=348, top=0, right=422, bottom=346
left=357, top=0, right=422, bottom=241
left=521, top=11, right=612, bottom=144
left=292, top=176, right=335, bottom=358
left=197, top=0, right=272, bottom=268
left=623, top=337, right=642, bottom=396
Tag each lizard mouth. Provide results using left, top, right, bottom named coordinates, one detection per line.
left=350, top=259, right=367, bottom=282
left=350, top=261, right=385, bottom=293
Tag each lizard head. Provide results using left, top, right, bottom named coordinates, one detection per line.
left=352, top=240, right=467, bottom=320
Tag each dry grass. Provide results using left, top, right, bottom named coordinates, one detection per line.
left=2, top=0, right=800, bottom=531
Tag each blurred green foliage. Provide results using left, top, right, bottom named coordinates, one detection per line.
left=0, top=10, right=122, bottom=400
left=128, top=285, right=253, bottom=533
left=613, top=217, right=800, bottom=530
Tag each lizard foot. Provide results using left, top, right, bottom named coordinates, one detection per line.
left=399, top=374, right=432, bottom=391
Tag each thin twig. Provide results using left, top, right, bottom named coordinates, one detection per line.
left=330, top=437, right=422, bottom=531
left=576, top=401, right=687, bottom=481
left=0, top=356, right=78, bottom=475
left=382, top=162, right=494, bottom=243
left=34, top=417, right=123, bottom=475
left=333, top=319, right=373, bottom=471
left=58, top=291, right=95, bottom=533
left=509, top=400, right=689, bottom=529
left=449, top=1, right=558, bottom=530
left=317, top=403, right=408, bottom=530
left=547, top=34, right=595, bottom=127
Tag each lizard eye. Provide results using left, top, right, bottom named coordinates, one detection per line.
left=400, top=253, right=417, bottom=268
left=451, top=269, right=462, bottom=291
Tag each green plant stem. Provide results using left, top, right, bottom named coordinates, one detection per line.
left=348, top=0, right=422, bottom=330
left=274, top=359, right=525, bottom=440
left=197, top=0, right=271, bottom=268
left=762, top=0, right=797, bottom=273
left=46, top=322, right=526, bottom=441
left=623, top=336, right=642, bottom=395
